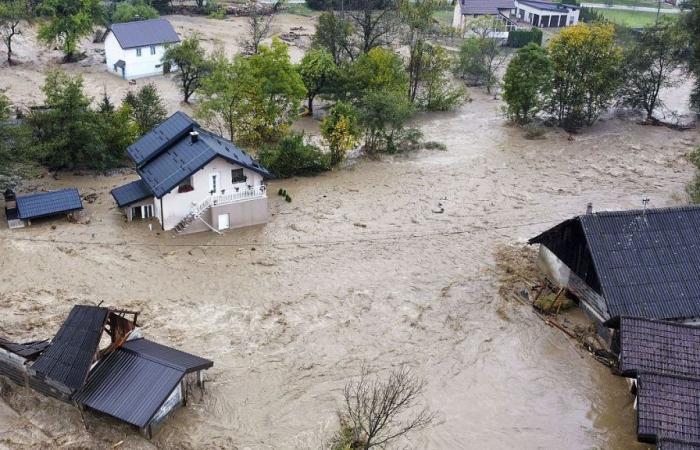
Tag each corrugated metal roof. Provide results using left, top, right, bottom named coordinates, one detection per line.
left=110, top=179, right=153, bottom=208
left=459, top=0, right=514, bottom=15
left=109, top=19, right=180, bottom=50
left=637, top=373, right=700, bottom=445
left=15, top=189, right=83, bottom=220
left=32, top=305, right=108, bottom=392
left=137, top=126, right=272, bottom=198
left=0, top=336, right=50, bottom=359
left=123, top=338, right=213, bottom=373
left=73, top=347, right=184, bottom=428
left=530, top=206, right=700, bottom=322
left=127, top=111, right=197, bottom=167
left=619, top=317, right=700, bottom=379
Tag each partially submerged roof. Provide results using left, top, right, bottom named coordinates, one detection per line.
left=32, top=305, right=109, bottom=392
left=636, top=373, right=700, bottom=445
left=530, top=206, right=700, bottom=322
left=108, top=19, right=180, bottom=50
left=73, top=338, right=213, bottom=428
left=0, top=336, right=50, bottom=360
left=110, top=179, right=152, bottom=208
left=16, top=188, right=83, bottom=220
left=459, top=0, right=514, bottom=15
left=127, top=111, right=197, bottom=167
left=619, top=317, right=700, bottom=379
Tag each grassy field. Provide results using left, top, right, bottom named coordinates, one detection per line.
left=433, top=9, right=454, bottom=26
left=597, top=9, right=675, bottom=27
left=603, top=0, right=674, bottom=9
left=285, top=3, right=320, bottom=17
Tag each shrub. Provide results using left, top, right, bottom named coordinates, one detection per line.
left=321, top=101, right=360, bottom=166
left=507, top=27, right=542, bottom=48
left=257, top=132, right=330, bottom=178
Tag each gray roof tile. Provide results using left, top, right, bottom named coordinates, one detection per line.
left=110, top=179, right=153, bottom=208
left=109, top=19, right=180, bottom=50
left=459, top=0, right=514, bottom=15
left=16, top=188, right=83, bottom=220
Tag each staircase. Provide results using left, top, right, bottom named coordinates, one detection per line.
left=174, top=197, right=213, bottom=234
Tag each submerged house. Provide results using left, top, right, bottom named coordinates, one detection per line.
left=616, top=317, right=700, bottom=448
left=0, top=305, right=213, bottom=437
left=529, top=206, right=700, bottom=340
left=111, top=111, right=271, bottom=234
left=104, top=19, right=180, bottom=79
left=3, top=188, right=83, bottom=229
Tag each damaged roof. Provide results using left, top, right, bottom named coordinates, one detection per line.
left=31, top=305, right=109, bottom=392
left=0, top=337, right=50, bottom=360
left=529, top=206, right=700, bottom=322
left=73, top=338, right=213, bottom=428
left=619, top=317, right=700, bottom=379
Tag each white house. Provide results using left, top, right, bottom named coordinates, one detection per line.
left=452, top=0, right=579, bottom=33
left=111, top=112, right=272, bottom=234
left=104, top=18, right=180, bottom=79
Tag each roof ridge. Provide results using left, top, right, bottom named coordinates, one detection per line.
left=580, top=204, right=700, bottom=219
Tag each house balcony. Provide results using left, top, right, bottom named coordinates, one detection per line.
left=209, top=185, right=267, bottom=208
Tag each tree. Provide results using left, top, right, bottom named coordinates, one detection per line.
left=321, top=101, right=360, bottom=166
left=0, top=92, right=12, bottom=159
left=399, top=0, right=438, bottom=103
left=37, top=0, right=101, bottom=61
left=502, top=42, right=553, bottom=124
left=337, top=366, right=436, bottom=450
left=242, top=3, right=280, bottom=55
left=620, top=18, right=686, bottom=121
left=418, top=44, right=467, bottom=111
left=96, top=99, right=137, bottom=167
left=298, top=48, right=336, bottom=114
left=683, top=0, right=700, bottom=110
left=123, top=83, right=167, bottom=136
left=454, top=17, right=508, bottom=94
left=162, top=35, right=212, bottom=103
left=197, top=38, right=306, bottom=145
left=352, top=46, right=409, bottom=100
left=257, top=132, right=330, bottom=177
left=0, top=0, right=32, bottom=64
left=547, top=23, right=622, bottom=130
left=344, top=0, right=399, bottom=57
left=358, top=89, right=414, bottom=154
left=111, top=0, right=158, bottom=23
left=312, top=11, right=352, bottom=65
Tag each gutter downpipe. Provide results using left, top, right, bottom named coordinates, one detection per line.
left=160, top=198, right=164, bottom=231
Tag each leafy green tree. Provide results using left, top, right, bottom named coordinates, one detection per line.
left=37, top=0, right=101, bottom=61
left=111, top=0, right=158, bottom=23
left=620, top=18, right=686, bottom=121
left=399, top=0, right=438, bottom=103
left=358, top=89, right=414, bottom=154
left=454, top=17, right=508, bottom=94
left=257, top=132, right=329, bottom=177
left=197, top=38, right=306, bottom=145
left=418, top=44, right=467, bottom=111
left=352, top=46, right=408, bottom=99
left=123, top=83, right=167, bottom=136
left=312, top=11, right=352, bottom=65
left=321, top=101, right=360, bottom=166
left=0, top=93, right=12, bottom=159
left=97, top=101, right=137, bottom=167
left=0, top=0, right=32, bottom=63
left=502, top=43, right=553, bottom=124
left=298, top=47, right=336, bottom=114
left=547, top=23, right=622, bottom=130
left=684, top=0, right=700, bottom=110
left=162, top=35, right=212, bottom=103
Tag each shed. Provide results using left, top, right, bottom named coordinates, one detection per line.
left=5, top=188, right=83, bottom=228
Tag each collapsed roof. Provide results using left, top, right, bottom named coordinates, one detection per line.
left=529, top=206, right=700, bottom=322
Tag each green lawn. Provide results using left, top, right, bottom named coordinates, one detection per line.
left=285, top=3, right=320, bottom=17
left=602, top=0, right=674, bottom=9
left=433, top=9, right=454, bottom=26
left=597, top=9, right=675, bottom=27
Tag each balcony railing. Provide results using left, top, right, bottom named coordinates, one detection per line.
left=210, top=186, right=266, bottom=207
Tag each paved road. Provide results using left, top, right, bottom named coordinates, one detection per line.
left=580, top=3, right=681, bottom=13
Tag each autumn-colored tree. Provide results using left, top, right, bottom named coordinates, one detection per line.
left=321, top=101, right=360, bottom=166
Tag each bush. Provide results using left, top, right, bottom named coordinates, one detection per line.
left=112, top=0, right=159, bottom=23
left=507, top=27, right=542, bottom=48
left=257, top=132, right=330, bottom=178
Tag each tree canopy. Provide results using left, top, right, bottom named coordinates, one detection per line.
left=37, top=0, right=101, bottom=60
left=502, top=43, right=553, bottom=124
left=162, top=35, right=213, bottom=103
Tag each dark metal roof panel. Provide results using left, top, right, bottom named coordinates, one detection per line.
left=658, top=439, right=700, bottom=450
left=123, top=338, right=213, bottom=373
left=110, top=179, right=153, bottom=208
left=109, top=19, right=180, bottom=50
left=637, top=373, right=700, bottom=445
left=459, top=0, right=514, bottom=15
left=127, top=111, right=197, bottom=167
left=0, top=337, right=50, bottom=359
left=32, top=305, right=109, bottom=392
left=619, top=317, right=700, bottom=379
left=16, top=189, right=83, bottom=220
left=73, top=348, right=184, bottom=428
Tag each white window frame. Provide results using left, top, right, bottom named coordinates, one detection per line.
left=150, top=45, right=156, bottom=55
left=136, top=47, right=142, bottom=57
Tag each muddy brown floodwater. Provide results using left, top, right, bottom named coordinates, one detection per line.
left=1, top=19, right=699, bottom=447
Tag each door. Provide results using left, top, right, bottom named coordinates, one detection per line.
left=209, top=172, right=220, bottom=194
left=533, top=14, right=539, bottom=26
left=218, top=213, right=230, bottom=230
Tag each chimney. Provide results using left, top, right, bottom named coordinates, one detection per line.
left=586, top=202, right=593, bottom=214
left=190, top=131, right=199, bottom=143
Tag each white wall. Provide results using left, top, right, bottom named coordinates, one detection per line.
left=513, top=1, right=580, bottom=27
left=105, top=31, right=176, bottom=79
left=160, top=157, right=265, bottom=230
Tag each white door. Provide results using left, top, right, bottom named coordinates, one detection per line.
left=218, top=213, right=230, bottom=230
left=209, top=172, right=220, bottom=194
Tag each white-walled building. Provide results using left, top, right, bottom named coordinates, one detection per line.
left=452, top=0, right=579, bottom=32
left=513, top=0, right=580, bottom=28
left=111, top=112, right=271, bottom=234
left=104, top=18, right=180, bottom=79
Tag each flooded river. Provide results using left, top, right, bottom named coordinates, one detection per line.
left=0, top=88, right=697, bottom=449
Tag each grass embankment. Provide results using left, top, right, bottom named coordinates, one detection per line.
left=597, top=9, right=674, bottom=27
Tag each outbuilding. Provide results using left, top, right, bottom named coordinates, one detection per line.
left=104, top=19, right=180, bottom=79
left=513, top=0, right=579, bottom=28
left=4, top=188, right=83, bottom=228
